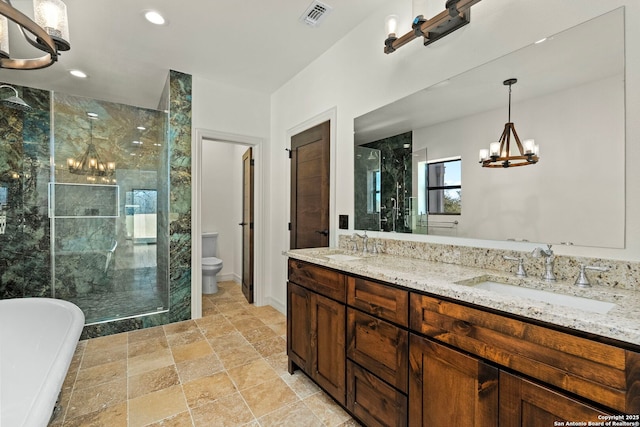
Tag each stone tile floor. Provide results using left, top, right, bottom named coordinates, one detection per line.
left=49, top=281, right=360, bottom=426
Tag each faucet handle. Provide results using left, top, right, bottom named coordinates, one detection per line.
left=574, top=264, right=610, bottom=288
left=504, top=256, right=527, bottom=277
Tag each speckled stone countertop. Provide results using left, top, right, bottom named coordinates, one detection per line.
left=285, top=248, right=640, bottom=347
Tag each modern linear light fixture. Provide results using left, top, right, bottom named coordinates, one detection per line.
left=479, top=78, right=539, bottom=168
left=0, top=0, right=70, bottom=70
left=384, top=0, right=481, bottom=54
left=67, top=114, right=115, bottom=178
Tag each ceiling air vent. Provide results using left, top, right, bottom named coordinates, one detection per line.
left=300, top=1, right=333, bottom=27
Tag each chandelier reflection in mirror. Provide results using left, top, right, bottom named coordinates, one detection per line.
left=67, top=114, right=116, bottom=179
left=0, top=0, right=70, bottom=70
left=479, top=78, right=539, bottom=168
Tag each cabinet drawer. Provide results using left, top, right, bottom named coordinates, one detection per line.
left=288, top=259, right=346, bottom=302
left=347, top=361, right=407, bottom=427
left=347, top=308, right=408, bottom=393
left=347, top=276, right=409, bottom=327
left=410, top=293, right=639, bottom=413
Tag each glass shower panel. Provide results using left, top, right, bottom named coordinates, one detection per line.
left=51, top=93, right=169, bottom=324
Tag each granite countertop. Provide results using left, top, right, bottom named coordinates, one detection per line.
left=285, top=247, right=640, bottom=347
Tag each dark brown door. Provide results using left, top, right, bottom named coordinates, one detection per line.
left=499, top=371, right=611, bottom=426
left=290, top=120, right=330, bottom=249
left=409, top=334, right=499, bottom=426
left=240, top=148, right=254, bottom=303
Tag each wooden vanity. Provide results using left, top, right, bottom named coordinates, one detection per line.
left=286, top=258, right=640, bottom=427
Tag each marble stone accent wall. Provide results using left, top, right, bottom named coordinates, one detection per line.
left=81, top=70, right=192, bottom=338
left=338, top=235, right=640, bottom=291
left=355, top=132, right=412, bottom=233
left=0, top=86, right=51, bottom=299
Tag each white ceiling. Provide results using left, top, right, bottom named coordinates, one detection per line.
left=1, top=0, right=387, bottom=109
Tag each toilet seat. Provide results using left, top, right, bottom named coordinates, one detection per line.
left=202, top=257, right=222, bottom=268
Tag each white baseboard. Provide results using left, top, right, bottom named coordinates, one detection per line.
left=264, top=296, right=286, bottom=315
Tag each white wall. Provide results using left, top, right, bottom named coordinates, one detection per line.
left=267, top=0, right=640, bottom=309
left=201, top=141, right=248, bottom=281
left=413, top=75, right=625, bottom=247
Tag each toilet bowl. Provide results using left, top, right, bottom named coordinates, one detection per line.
left=202, top=232, right=223, bottom=294
left=202, top=257, right=223, bottom=294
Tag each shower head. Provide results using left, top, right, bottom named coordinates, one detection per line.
left=0, top=85, right=32, bottom=111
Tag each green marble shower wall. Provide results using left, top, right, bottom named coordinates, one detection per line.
left=0, top=86, right=52, bottom=299
left=0, top=70, right=192, bottom=338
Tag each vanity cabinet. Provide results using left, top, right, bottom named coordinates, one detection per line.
left=287, top=257, right=640, bottom=427
left=287, top=260, right=346, bottom=404
left=500, top=371, right=611, bottom=425
left=408, top=334, right=499, bottom=426
left=346, top=276, right=409, bottom=427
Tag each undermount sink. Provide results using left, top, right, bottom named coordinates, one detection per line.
left=324, top=253, right=361, bottom=262
left=471, top=280, right=616, bottom=314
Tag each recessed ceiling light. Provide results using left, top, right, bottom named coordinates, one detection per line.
left=144, top=11, right=166, bottom=25
left=70, top=69, right=88, bottom=78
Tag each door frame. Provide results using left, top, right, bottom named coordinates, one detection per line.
left=192, top=128, right=264, bottom=319
left=286, top=107, right=338, bottom=250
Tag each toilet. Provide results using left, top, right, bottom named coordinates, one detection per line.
left=202, top=232, right=223, bottom=294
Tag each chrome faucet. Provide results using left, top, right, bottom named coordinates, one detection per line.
left=352, top=231, right=369, bottom=254
left=532, top=244, right=556, bottom=282
left=503, top=255, right=527, bottom=277
left=574, top=264, right=609, bottom=288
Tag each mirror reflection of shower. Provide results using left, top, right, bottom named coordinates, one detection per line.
left=354, top=131, right=412, bottom=233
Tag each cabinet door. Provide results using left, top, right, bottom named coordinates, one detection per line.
left=347, top=361, right=407, bottom=427
left=287, top=281, right=311, bottom=373
left=409, top=334, right=499, bottom=427
left=500, top=371, right=611, bottom=426
left=312, top=292, right=346, bottom=404
left=347, top=308, right=409, bottom=392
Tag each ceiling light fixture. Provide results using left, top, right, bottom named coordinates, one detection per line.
left=69, top=69, right=86, bottom=78
left=144, top=10, right=165, bottom=25
left=67, top=114, right=116, bottom=177
left=479, top=78, right=539, bottom=168
left=384, top=0, right=481, bottom=54
left=0, top=0, right=70, bottom=70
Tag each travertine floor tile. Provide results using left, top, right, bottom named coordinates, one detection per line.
left=190, top=392, right=255, bottom=427
left=240, top=377, right=298, bottom=418
left=128, top=348, right=174, bottom=377
left=170, top=339, right=213, bottom=363
left=128, top=365, right=180, bottom=399
left=146, top=410, right=194, bottom=427
left=258, top=401, right=324, bottom=427
left=182, top=371, right=237, bottom=408
left=128, top=384, right=188, bottom=427
left=227, top=358, right=279, bottom=390
left=303, top=391, right=352, bottom=427
left=62, top=401, right=128, bottom=427
left=52, top=281, right=357, bottom=427
left=74, top=359, right=127, bottom=390
left=65, top=377, right=127, bottom=420
left=176, top=354, right=224, bottom=383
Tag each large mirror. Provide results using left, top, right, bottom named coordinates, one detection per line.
left=354, top=8, right=625, bottom=248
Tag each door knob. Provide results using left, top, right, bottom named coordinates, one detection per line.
left=238, top=222, right=247, bottom=226
left=315, top=229, right=329, bottom=236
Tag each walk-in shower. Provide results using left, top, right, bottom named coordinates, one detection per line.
left=0, top=85, right=170, bottom=325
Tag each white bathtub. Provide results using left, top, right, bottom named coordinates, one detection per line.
left=0, top=298, right=84, bottom=427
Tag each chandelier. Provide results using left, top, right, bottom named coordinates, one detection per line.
left=479, top=78, right=539, bottom=168
left=0, top=0, right=70, bottom=70
left=384, top=0, right=481, bottom=54
left=67, top=115, right=115, bottom=177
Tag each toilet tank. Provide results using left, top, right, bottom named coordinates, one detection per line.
left=202, top=232, right=219, bottom=258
